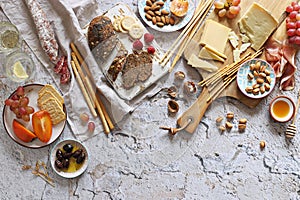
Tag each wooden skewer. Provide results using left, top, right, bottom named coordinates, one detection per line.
left=169, top=0, right=214, bottom=72
left=70, top=42, right=114, bottom=131
left=71, top=52, right=110, bottom=134
left=70, top=61, right=97, bottom=117
left=160, top=0, right=214, bottom=67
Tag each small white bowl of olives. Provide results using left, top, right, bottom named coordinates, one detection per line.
left=50, top=139, right=89, bottom=178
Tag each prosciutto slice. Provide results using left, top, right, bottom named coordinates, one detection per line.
left=265, top=37, right=297, bottom=91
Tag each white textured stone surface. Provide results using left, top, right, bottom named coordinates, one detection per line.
left=0, top=0, right=300, bottom=199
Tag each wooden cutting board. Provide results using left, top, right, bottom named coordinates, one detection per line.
left=178, top=0, right=293, bottom=133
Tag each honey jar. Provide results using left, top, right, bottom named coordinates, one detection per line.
left=269, top=96, right=295, bottom=122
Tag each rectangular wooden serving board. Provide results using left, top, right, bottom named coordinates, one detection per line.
left=184, top=0, right=293, bottom=108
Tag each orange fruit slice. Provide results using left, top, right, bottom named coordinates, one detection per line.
left=13, top=119, right=37, bottom=143
left=170, top=0, right=189, bottom=18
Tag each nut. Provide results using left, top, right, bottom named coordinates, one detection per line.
left=156, top=22, right=164, bottom=27
left=250, top=63, right=256, bottom=71
left=161, top=9, right=169, bottom=15
left=253, top=70, right=259, bottom=77
left=165, top=16, right=170, bottom=25
left=167, top=86, right=178, bottom=98
left=161, top=16, right=166, bottom=24
left=226, top=112, right=234, bottom=121
left=252, top=88, right=260, bottom=95
left=168, top=100, right=179, bottom=114
left=259, top=72, right=266, bottom=78
left=156, top=16, right=161, bottom=22
left=245, top=86, right=253, bottom=93
left=260, top=65, right=266, bottom=72
left=247, top=73, right=254, bottom=80
left=145, top=13, right=152, bottom=21
left=152, top=17, right=157, bottom=25
left=225, top=122, right=233, bottom=129
left=239, top=118, right=247, bottom=124
left=264, top=83, right=270, bottom=91
left=174, top=71, right=185, bottom=80
left=266, top=76, right=271, bottom=84
left=216, top=116, right=223, bottom=124
left=260, top=85, right=265, bottom=94
left=155, top=11, right=161, bottom=16
left=264, top=69, right=271, bottom=76
left=219, top=125, right=226, bottom=132
left=144, top=6, right=151, bottom=12
left=256, top=78, right=264, bottom=84
left=151, top=5, right=161, bottom=11
left=146, top=0, right=152, bottom=6
left=238, top=124, right=246, bottom=132
left=147, top=10, right=155, bottom=16
left=260, top=141, right=266, bottom=150
left=184, top=81, right=197, bottom=94
left=169, top=16, right=175, bottom=25
left=156, top=1, right=164, bottom=6
left=255, top=61, right=261, bottom=70
left=252, top=84, right=260, bottom=89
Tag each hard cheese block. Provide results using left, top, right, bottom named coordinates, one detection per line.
left=238, top=2, right=278, bottom=51
left=199, top=19, right=231, bottom=61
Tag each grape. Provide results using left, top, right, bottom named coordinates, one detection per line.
left=214, top=1, right=225, bottom=9
left=296, top=28, right=300, bottom=36
left=232, top=0, right=241, bottom=6
left=4, top=99, right=13, bottom=106
left=22, top=114, right=30, bottom=122
left=25, top=106, right=34, bottom=114
left=16, top=112, right=22, bottom=119
left=229, top=6, right=241, bottom=15
left=218, top=8, right=227, bottom=17
left=11, top=100, right=19, bottom=108
left=296, top=21, right=300, bottom=28
left=11, top=94, right=19, bottom=100
left=295, top=36, right=300, bottom=44
left=16, top=86, right=25, bottom=96
left=292, top=1, right=298, bottom=7
left=287, top=28, right=296, bottom=36
left=287, top=22, right=296, bottom=29
left=294, top=4, right=300, bottom=11
left=88, top=122, right=95, bottom=133
left=289, top=36, right=296, bottom=44
left=290, top=11, right=298, bottom=19
left=19, top=107, right=27, bottom=115
left=19, top=96, right=29, bottom=107
left=286, top=5, right=294, bottom=13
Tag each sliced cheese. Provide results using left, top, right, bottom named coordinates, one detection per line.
left=233, top=49, right=241, bottom=63
left=240, top=33, right=250, bottom=43
left=240, top=42, right=251, bottom=53
left=228, top=31, right=239, bottom=49
left=238, top=2, right=278, bottom=51
left=204, top=44, right=227, bottom=59
left=188, top=54, right=218, bottom=72
left=198, top=46, right=225, bottom=62
left=199, top=19, right=231, bottom=55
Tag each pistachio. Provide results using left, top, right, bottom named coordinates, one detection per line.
left=156, top=22, right=164, bottom=27
left=252, top=84, right=260, bottom=89
left=226, top=112, right=234, bottom=121
left=167, top=86, right=178, bottom=98
left=225, top=122, right=233, bottom=129
left=255, top=61, right=261, bottom=71
left=216, top=116, right=223, bottom=124
left=168, top=100, right=179, bottom=114
left=253, top=70, right=259, bottom=77
left=175, top=71, right=185, bottom=80
left=260, top=65, right=266, bottom=72
left=239, top=118, right=247, bottom=124
left=264, top=69, right=271, bottom=76
left=250, top=63, right=256, bottom=71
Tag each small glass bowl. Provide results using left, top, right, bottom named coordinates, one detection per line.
left=5, top=51, right=35, bottom=82
left=0, top=21, right=20, bottom=53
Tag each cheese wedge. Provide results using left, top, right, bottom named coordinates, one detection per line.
left=238, top=2, right=278, bottom=51
left=198, top=46, right=225, bottom=62
left=199, top=19, right=231, bottom=55
left=188, top=54, right=218, bottom=72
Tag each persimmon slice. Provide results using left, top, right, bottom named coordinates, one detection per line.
left=32, top=110, right=53, bottom=143
left=12, top=119, right=37, bottom=143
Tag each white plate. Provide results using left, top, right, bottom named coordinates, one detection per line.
left=138, top=0, right=195, bottom=32
left=2, top=84, right=66, bottom=148
left=236, top=59, right=276, bottom=99
left=50, top=139, right=89, bottom=179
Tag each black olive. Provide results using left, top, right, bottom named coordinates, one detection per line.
left=62, top=159, right=70, bottom=168
left=63, top=152, right=73, bottom=159
left=63, top=143, right=73, bottom=153
left=76, top=152, right=86, bottom=164
left=56, top=149, right=63, bottom=161
left=72, top=149, right=83, bottom=158
left=55, top=159, right=64, bottom=169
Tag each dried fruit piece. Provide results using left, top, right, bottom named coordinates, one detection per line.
left=144, top=33, right=154, bottom=43
left=238, top=124, right=246, bottom=132
left=133, top=40, right=143, bottom=50
left=219, top=125, right=226, bottom=132
left=225, top=121, right=233, bottom=129
left=260, top=141, right=266, bottom=150
left=216, top=116, right=223, bottom=124
left=226, top=112, right=234, bottom=121
left=239, top=118, right=247, bottom=124
left=147, top=46, right=156, bottom=54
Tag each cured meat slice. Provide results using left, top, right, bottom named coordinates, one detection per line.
left=265, top=38, right=297, bottom=91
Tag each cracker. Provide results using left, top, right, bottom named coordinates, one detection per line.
left=37, top=91, right=62, bottom=109
left=39, top=98, right=66, bottom=125
left=38, top=84, right=64, bottom=104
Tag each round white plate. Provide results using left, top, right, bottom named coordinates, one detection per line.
left=2, top=83, right=66, bottom=148
left=237, top=58, right=276, bottom=99
left=50, top=139, right=89, bottom=179
left=138, top=0, right=195, bottom=32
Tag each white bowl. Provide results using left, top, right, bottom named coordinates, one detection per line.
left=269, top=96, right=295, bottom=123
left=50, top=139, right=89, bottom=178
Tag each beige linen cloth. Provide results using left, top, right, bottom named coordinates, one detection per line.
left=1, top=0, right=166, bottom=141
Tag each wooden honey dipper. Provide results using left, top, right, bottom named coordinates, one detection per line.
left=285, top=90, right=300, bottom=140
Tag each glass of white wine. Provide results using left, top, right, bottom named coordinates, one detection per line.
left=0, top=21, right=20, bottom=53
